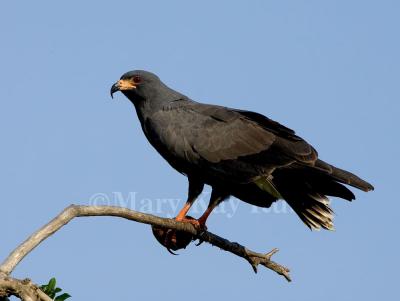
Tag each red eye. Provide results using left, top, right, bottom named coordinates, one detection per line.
left=133, top=75, right=141, bottom=83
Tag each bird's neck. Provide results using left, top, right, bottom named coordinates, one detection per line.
left=127, top=85, right=187, bottom=124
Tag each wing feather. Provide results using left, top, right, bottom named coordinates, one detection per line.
left=148, top=102, right=317, bottom=173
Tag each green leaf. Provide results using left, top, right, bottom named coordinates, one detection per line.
left=55, top=293, right=72, bottom=301
left=48, top=277, right=57, bottom=292
left=41, top=277, right=57, bottom=296
left=40, top=277, right=71, bottom=300
left=40, top=284, right=50, bottom=295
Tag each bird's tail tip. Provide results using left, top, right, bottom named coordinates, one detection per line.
left=331, top=165, right=374, bottom=192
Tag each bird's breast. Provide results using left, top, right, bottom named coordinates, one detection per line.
left=140, top=113, right=195, bottom=174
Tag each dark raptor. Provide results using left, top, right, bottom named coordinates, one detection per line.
left=111, top=70, right=373, bottom=248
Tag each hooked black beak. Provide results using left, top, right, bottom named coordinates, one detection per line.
left=110, top=79, right=137, bottom=99
left=110, top=82, right=120, bottom=99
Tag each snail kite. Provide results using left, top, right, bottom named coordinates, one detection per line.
left=111, top=70, right=373, bottom=250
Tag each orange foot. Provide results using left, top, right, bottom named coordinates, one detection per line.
left=152, top=216, right=202, bottom=254
left=175, top=216, right=207, bottom=231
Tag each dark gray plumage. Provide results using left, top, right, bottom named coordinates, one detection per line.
left=111, top=70, right=374, bottom=232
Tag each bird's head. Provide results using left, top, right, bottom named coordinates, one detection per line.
left=110, top=70, right=171, bottom=102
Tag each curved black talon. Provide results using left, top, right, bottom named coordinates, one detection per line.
left=164, top=229, right=179, bottom=255
left=166, top=247, right=179, bottom=255
left=195, top=239, right=204, bottom=246
left=195, top=230, right=207, bottom=246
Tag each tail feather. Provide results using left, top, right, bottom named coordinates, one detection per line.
left=254, top=160, right=374, bottom=231
left=285, top=193, right=335, bottom=231
left=310, top=176, right=355, bottom=201
left=272, top=162, right=373, bottom=230
left=315, top=160, right=374, bottom=192
left=331, top=165, right=374, bottom=192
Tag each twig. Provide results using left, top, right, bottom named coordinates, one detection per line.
left=198, top=231, right=291, bottom=281
left=0, top=205, right=291, bottom=283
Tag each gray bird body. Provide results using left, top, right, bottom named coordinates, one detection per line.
left=111, top=70, right=374, bottom=231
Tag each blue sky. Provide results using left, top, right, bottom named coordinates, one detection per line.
left=0, top=1, right=398, bottom=300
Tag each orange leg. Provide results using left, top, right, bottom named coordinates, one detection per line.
left=197, top=203, right=217, bottom=229
left=174, top=179, right=203, bottom=224
left=175, top=201, right=193, bottom=221
left=174, top=201, right=202, bottom=227
left=155, top=180, right=203, bottom=252
left=197, top=189, right=229, bottom=229
left=153, top=183, right=231, bottom=253
left=174, top=188, right=229, bottom=229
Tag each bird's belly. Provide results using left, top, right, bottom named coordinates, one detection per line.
left=147, top=136, right=262, bottom=182
left=200, top=159, right=269, bottom=185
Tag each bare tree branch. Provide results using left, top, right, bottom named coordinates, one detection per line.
left=0, top=205, right=291, bottom=299
left=0, top=277, right=52, bottom=301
